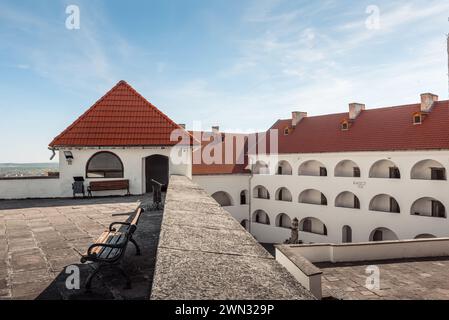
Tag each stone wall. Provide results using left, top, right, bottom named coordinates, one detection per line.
left=150, top=175, right=315, bottom=300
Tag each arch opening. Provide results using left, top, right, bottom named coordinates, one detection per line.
left=145, top=154, right=169, bottom=192
left=299, top=217, right=328, bottom=236
left=335, top=191, right=360, bottom=209
left=342, top=225, right=352, bottom=243
left=253, top=161, right=270, bottom=175
left=276, top=161, right=293, bottom=175
left=240, top=190, right=248, bottom=205
left=212, top=191, right=234, bottom=207
left=335, top=160, right=361, bottom=178
left=369, top=194, right=400, bottom=213
left=298, top=160, right=327, bottom=177
left=298, top=189, right=327, bottom=206
left=369, top=227, right=398, bottom=242
left=252, top=210, right=270, bottom=225
left=253, top=185, right=270, bottom=200
left=275, top=187, right=292, bottom=202
left=411, top=159, right=446, bottom=180
left=369, top=160, right=400, bottom=179
left=86, top=151, right=124, bottom=179
left=411, top=197, right=446, bottom=218
left=276, top=213, right=292, bottom=228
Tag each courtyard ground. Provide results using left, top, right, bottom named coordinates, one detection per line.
left=0, top=196, right=162, bottom=300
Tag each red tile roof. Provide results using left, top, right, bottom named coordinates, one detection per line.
left=191, top=131, right=250, bottom=175
left=49, top=81, right=192, bottom=148
left=268, top=101, right=449, bottom=154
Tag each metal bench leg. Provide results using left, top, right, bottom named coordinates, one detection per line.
left=129, top=237, right=141, bottom=256
left=85, top=264, right=103, bottom=292
left=117, top=265, right=132, bottom=289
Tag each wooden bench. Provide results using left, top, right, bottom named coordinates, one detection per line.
left=87, top=179, right=130, bottom=197
left=80, top=207, right=143, bottom=291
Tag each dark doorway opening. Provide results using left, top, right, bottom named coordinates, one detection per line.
left=145, top=155, right=169, bottom=192
left=373, top=230, right=383, bottom=241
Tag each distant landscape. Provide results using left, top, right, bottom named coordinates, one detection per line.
left=0, top=163, right=59, bottom=178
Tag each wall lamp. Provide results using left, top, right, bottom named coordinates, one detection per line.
left=64, top=151, right=74, bottom=165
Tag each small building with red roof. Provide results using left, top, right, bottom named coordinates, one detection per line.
left=48, top=80, right=193, bottom=196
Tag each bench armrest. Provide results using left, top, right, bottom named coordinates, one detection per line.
left=109, top=221, right=131, bottom=231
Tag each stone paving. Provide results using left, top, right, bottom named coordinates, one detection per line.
left=317, top=257, right=449, bottom=300
left=0, top=196, right=163, bottom=300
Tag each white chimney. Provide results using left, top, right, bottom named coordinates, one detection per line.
left=212, top=126, right=220, bottom=133
left=420, top=93, right=438, bottom=113
left=292, top=111, right=307, bottom=127
left=349, top=103, right=365, bottom=120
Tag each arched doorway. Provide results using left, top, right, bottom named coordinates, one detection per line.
left=342, top=225, right=352, bottom=243
left=145, top=155, right=169, bottom=192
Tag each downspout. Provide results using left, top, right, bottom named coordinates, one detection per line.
left=248, top=162, right=254, bottom=234
left=49, top=147, right=56, bottom=161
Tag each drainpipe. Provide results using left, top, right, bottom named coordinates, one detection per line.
left=248, top=161, right=254, bottom=234
left=49, top=147, right=56, bottom=161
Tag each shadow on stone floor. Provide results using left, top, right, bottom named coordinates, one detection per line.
left=0, top=196, right=145, bottom=211
left=34, top=208, right=164, bottom=300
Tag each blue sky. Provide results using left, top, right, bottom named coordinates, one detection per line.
left=0, top=0, right=449, bottom=163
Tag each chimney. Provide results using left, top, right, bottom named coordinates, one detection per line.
left=212, top=126, right=220, bottom=133
left=349, top=103, right=365, bottom=120
left=178, top=123, right=186, bottom=129
left=420, top=93, right=438, bottom=113
left=292, top=111, right=307, bottom=127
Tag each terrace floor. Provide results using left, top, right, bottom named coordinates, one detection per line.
left=317, top=257, right=449, bottom=300
left=0, top=196, right=163, bottom=300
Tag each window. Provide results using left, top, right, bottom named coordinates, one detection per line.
left=431, top=168, right=446, bottom=180
left=353, top=167, right=361, bottom=178
left=432, top=200, right=446, bottom=218
left=413, top=114, right=422, bottom=125
left=389, top=167, right=401, bottom=179
left=278, top=166, right=283, bottom=175
left=341, top=122, right=348, bottom=130
left=86, top=152, right=124, bottom=178
left=240, top=191, right=247, bottom=205
left=278, top=188, right=284, bottom=201
left=390, top=197, right=400, bottom=213
left=319, top=167, right=327, bottom=177
left=354, top=196, right=360, bottom=209
left=284, top=127, right=290, bottom=135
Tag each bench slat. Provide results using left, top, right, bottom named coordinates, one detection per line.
left=99, top=233, right=125, bottom=259
left=89, top=231, right=110, bottom=256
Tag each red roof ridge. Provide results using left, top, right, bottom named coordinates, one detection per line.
left=49, top=80, right=194, bottom=148
left=118, top=80, right=187, bottom=132
left=276, top=101, right=449, bottom=124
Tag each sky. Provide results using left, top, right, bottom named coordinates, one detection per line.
left=0, top=0, right=449, bottom=163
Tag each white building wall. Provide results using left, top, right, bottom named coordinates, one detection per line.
left=249, top=150, right=449, bottom=244
left=0, top=146, right=192, bottom=199
left=58, top=147, right=192, bottom=197
left=192, top=174, right=250, bottom=224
